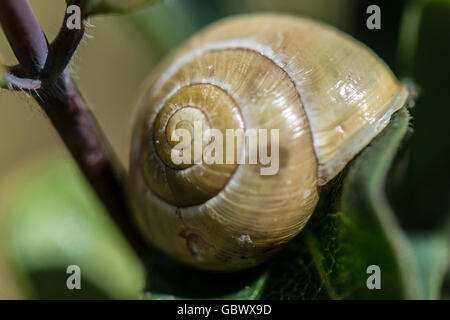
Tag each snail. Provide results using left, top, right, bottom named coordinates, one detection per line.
left=127, top=14, right=408, bottom=272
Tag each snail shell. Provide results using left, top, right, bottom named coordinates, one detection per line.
left=128, top=14, right=408, bottom=272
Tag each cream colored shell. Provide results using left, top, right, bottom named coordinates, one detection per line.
left=128, top=14, right=408, bottom=272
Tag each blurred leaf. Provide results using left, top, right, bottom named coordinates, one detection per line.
left=128, top=0, right=203, bottom=57
left=442, top=274, right=450, bottom=299
left=397, top=0, right=427, bottom=76
left=143, top=109, right=422, bottom=300
left=397, top=0, right=450, bottom=76
left=1, top=158, right=145, bottom=299
left=393, top=0, right=450, bottom=228
left=409, top=232, right=450, bottom=299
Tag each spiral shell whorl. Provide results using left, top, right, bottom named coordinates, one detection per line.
left=146, top=83, right=243, bottom=207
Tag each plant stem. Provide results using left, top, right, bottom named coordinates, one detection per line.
left=50, top=0, right=87, bottom=81
left=34, top=72, right=145, bottom=256
left=0, top=0, right=51, bottom=77
left=0, top=0, right=145, bottom=257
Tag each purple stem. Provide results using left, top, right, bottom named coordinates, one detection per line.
left=0, top=0, right=145, bottom=257
left=34, top=72, right=145, bottom=256
left=49, top=0, right=87, bottom=80
left=0, top=0, right=51, bottom=77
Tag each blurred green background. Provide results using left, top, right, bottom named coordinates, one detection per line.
left=0, top=0, right=449, bottom=299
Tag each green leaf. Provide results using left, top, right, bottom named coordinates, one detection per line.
left=409, top=233, right=450, bottom=299
left=397, top=0, right=450, bottom=75
left=394, top=0, right=450, bottom=228
left=143, top=108, right=422, bottom=300
left=1, top=158, right=145, bottom=299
